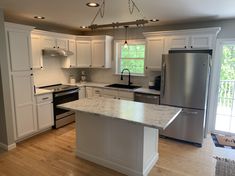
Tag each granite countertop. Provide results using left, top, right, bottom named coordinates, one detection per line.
left=58, top=97, right=181, bottom=130
left=35, top=88, right=53, bottom=95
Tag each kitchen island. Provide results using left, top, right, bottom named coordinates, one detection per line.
left=59, top=97, right=181, bottom=176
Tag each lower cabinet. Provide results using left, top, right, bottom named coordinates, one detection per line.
left=79, top=87, right=86, bottom=99
left=36, top=93, right=54, bottom=131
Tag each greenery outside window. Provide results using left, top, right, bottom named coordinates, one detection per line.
left=115, top=40, right=146, bottom=76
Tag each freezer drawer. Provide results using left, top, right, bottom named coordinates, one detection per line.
left=160, top=108, right=205, bottom=145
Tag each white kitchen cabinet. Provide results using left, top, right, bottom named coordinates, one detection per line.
left=118, top=91, right=134, bottom=101
left=7, top=30, right=32, bottom=71
left=145, top=38, right=165, bottom=71
left=76, top=40, right=92, bottom=68
left=86, top=87, right=93, bottom=98
left=102, top=89, right=118, bottom=99
left=31, top=34, right=43, bottom=69
left=93, top=88, right=103, bottom=97
left=56, top=38, right=68, bottom=50
left=190, top=34, right=212, bottom=49
left=36, top=93, right=54, bottom=131
left=167, top=35, right=190, bottom=49
left=91, top=36, right=113, bottom=68
left=79, top=87, right=86, bottom=99
left=62, top=39, right=77, bottom=68
left=12, top=72, right=36, bottom=139
left=41, top=36, right=68, bottom=50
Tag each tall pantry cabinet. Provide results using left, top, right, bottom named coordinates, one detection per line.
left=5, top=23, right=37, bottom=140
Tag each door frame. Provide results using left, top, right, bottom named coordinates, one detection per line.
left=208, top=38, right=235, bottom=135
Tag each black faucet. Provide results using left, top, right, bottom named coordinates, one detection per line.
left=120, top=69, right=132, bottom=86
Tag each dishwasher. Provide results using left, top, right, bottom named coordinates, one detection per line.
left=134, top=92, right=160, bottom=104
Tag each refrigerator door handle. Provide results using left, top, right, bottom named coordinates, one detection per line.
left=162, top=63, right=166, bottom=96
left=182, top=110, right=198, bottom=115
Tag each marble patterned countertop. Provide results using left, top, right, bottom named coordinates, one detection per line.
left=58, top=97, right=181, bottom=130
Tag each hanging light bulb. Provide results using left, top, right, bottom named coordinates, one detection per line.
left=123, top=26, right=129, bottom=49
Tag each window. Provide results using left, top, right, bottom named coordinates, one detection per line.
left=115, top=40, right=146, bottom=76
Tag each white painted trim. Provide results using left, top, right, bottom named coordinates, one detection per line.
left=77, top=151, right=158, bottom=176
left=4, top=22, right=35, bottom=31
left=208, top=38, right=235, bottom=134
left=143, top=27, right=221, bottom=38
left=0, top=142, right=16, bottom=151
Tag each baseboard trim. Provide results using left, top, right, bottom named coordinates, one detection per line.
left=0, top=142, right=16, bottom=151
left=143, top=154, right=159, bottom=176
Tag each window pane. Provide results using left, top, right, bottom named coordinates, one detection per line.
left=120, top=59, right=144, bottom=74
left=121, top=44, right=145, bottom=59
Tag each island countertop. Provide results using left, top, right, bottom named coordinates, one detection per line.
left=58, top=97, right=181, bottom=130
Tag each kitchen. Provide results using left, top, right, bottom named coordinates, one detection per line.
left=1, top=0, right=235, bottom=176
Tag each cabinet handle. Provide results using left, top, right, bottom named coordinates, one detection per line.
left=33, top=85, right=36, bottom=94
left=42, top=97, right=49, bottom=100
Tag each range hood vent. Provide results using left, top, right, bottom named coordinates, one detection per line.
left=42, top=48, right=73, bottom=57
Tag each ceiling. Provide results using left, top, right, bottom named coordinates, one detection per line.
left=1, top=0, right=235, bottom=31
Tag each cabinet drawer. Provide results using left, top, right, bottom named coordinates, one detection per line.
left=103, top=89, right=118, bottom=98
left=36, top=93, right=52, bottom=104
left=118, top=91, right=134, bottom=100
left=93, top=88, right=103, bottom=97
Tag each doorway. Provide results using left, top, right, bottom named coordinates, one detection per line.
left=214, top=41, right=235, bottom=134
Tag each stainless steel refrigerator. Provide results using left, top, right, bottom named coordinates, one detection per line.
left=160, top=50, right=212, bottom=146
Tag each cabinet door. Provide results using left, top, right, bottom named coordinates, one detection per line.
left=146, top=38, right=164, bottom=70
left=118, top=91, right=134, bottom=101
left=92, top=40, right=105, bottom=68
left=76, top=41, right=92, bottom=67
left=190, top=35, right=212, bottom=49
left=31, top=34, right=43, bottom=69
left=41, top=36, right=56, bottom=48
left=102, top=89, right=118, bottom=99
left=56, top=38, right=68, bottom=50
left=93, top=88, right=103, bottom=97
left=168, top=36, right=190, bottom=49
left=79, top=87, right=86, bottom=99
left=37, top=102, right=54, bottom=130
left=86, top=87, right=93, bottom=98
left=68, top=40, right=77, bottom=67
left=12, top=72, right=36, bottom=139
left=7, top=31, right=32, bottom=71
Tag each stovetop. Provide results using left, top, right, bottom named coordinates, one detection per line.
left=39, top=84, right=78, bottom=93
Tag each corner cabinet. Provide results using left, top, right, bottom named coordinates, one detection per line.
left=5, top=23, right=37, bottom=140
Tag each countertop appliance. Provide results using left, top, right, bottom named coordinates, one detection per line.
left=134, top=92, right=160, bottom=104
left=160, top=50, right=212, bottom=146
left=40, top=84, right=79, bottom=128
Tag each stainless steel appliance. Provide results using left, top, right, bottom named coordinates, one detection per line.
left=134, top=93, right=160, bottom=104
left=160, top=50, right=212, bottom=146
left=40, top=84, right=79, bottom=128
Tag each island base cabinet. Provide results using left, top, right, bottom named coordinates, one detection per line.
left=76, top=112, right=159, bottom=176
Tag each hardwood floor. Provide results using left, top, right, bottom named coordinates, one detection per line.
left=0, top=123, right=219, bottom=176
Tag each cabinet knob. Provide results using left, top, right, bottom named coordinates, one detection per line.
left=184, top=46, right=187, bottom=48
left=70, top=65, right=72, bottom=68
left=191, top=46, right=193, bottom=48
left=102, top=65, right=105, bottom=67
left=89, top=65, right=92, bottom=67
left=30, top=68, right=32, bottom=70
left=53, top=46, right=56, bottom=48
left=40, top=66, right=43, bottom=69
left=31, top=73, right=33, bottom=76
left=57, top=46, right=59, bottom=48
left=145, top=66, right=148, bottom=69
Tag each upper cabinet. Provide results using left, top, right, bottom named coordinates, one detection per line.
left=31, top=34, right=43, bottom=69
left=145, top=38, right=165, bottom=71
left=91, top=36, right=113, bottom=68
left=7, top=30, right=32, bottom=71
left=76, top=40, right=92, bottom=68
left=41, top=36, right=68, bottom=50
left=62, top=39, right=77, bottom=68
left=144, top=27, right=221, bottom=71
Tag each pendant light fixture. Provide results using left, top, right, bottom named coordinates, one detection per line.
left=124, top=26, right=129, bottom=49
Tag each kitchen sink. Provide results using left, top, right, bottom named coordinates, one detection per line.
left=105, top=83, right=141, bottom=90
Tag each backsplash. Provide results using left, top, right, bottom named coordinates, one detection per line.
left=89, top=68, right=161, bottom=87
left=33, top=56, right=80, bottom=87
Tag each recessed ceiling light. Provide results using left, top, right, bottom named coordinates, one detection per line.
left=80, top=26, right=88, bottom=29
left=150, top=19, right=159, bottom=22
left=86, top=2, right=100, bottom=7
left=34, top=16, right=45, bottom=20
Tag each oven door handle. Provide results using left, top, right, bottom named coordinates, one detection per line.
left=54, top=89, right=78, bottom=98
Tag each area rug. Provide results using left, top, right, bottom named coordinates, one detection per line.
left=211, top=133, right=235, bottom=149
left=215, top=157, right=235, bottom=176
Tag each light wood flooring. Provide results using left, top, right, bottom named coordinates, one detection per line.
left=0, top=123, right=227, bottom=176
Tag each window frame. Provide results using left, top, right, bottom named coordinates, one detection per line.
left=114, top=39, right=146, bottom=76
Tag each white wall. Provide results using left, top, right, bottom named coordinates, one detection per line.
left=33, top=56, right=81, bottom=86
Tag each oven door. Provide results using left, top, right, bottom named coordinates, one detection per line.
left=53, top=89, right=79, bottom=120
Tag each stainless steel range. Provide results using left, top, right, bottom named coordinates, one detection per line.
left=40, top=84, right=79, bottom=128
